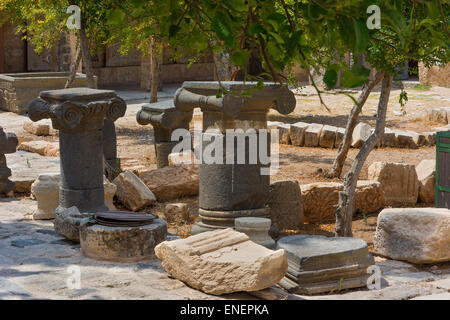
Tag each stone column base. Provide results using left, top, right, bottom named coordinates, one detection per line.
left=59, top=187, right=108, bottom=213
left=155, top=141, right=178, bottom=168
left=191, top=207, right=270, bottom=235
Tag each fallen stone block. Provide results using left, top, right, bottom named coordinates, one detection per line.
left=165, top=203, right=190, bottom=223
left=80, top=217, right=167, bottom=262
left=374, top=208, right=450, bottom=264
left=138, top=165, right=199, bottom=201
left=427, top=107, right=448, bottom=124
left=168, top=150, right=195, bottom=166
left=416, top=159, right=435, bottom=204
left=23, top=119, right=54, bottom=136
left=267, top=121, right=283, bottom=131
left=423, top=132, right=436, bottom=146
left=334, top=127, right=346, bottom=148
left=266, top=180, right=304, bottom=230
left=319, top=125, right=337, bottom=148
left=394, top=130, right=419, bottom=149
left=289, top=122, right=309, bottom=146
left=301, top=180, right=385, bottom=223
left=113, top=171, right=156, bottom=211
left=277, top=235, right=374, bottom=295
left=103, top=177, right=117, bottom=211
left=368, top=162, right=419, bottom=206
left=18, top=140, right=60, bottom=157
left=277, top=123, right=291, bottom=145
left=352, top=122, right=372, bottom=148
left=155, top=228, right=288, bottom=295
left=304, top=123, right=323, bottom=147
left=381, top=128, right=396, bottom=148
left=54, top=206, right=91, bottom=242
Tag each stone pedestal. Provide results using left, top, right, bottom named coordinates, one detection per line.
left=27, top=88, right=127, bottom=213
left=31, top=174, right=60, bottom=219
left=173, top=81, right=296, bottom=234
left=276, top=235, right=374, bottom=295
left=136, top=100, right=192, bottom=168
left=0, top=126, right=18, bottom=196
left=235, top=217, right=275, bottom=249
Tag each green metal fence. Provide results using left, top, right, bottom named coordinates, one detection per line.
left=436, top=131, right=450, bottom=209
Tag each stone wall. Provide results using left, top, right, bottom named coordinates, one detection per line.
left=0, top=23, right=26, bottom=73
left=419, top=62, right=450, bottom=88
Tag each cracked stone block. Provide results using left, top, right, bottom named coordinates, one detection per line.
left=289, top=122, right=309, bottom=146
left=394, top=130, right=419, bottom=149
left=416, top=159, right=435, bottom=204
left=304, top=124, right=323, bottom=147
left=334, top=127, right=346, bottom=148
left=155, top=228, right=288, bottom=295
left=319, top=125, right=337, bottom=148
left=277, top=123, right=291, bottom=145
left=381, top=128, right=396, bottom=148
left=352, top=122, right=372, bottom=148
left=113, top=171, right=156, bottom=211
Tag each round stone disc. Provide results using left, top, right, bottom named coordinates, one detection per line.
left=94, top=211, right=156, bottom=227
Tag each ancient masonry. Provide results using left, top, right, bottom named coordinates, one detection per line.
left=0, top=126, right=18, bottom=195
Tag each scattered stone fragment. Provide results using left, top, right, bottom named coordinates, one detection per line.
left=351, top=122, right=372, bottom=148
left=23, top=119, right=53, bottom=136
left=113, top=171, right=156, bottom=211
left=155, top=228, right=287, bottom=295
left=18, top=140, right=59, bottom=157
left=416, top=159, right=435, bottom=204
left=374, top=208, right=450, bottom=264
left=301, top=180, right=385, bottom=223
left=319, top=125, right=337, bottom=148
left=31, top=174, right=60, bottom=220
left=138, top=165, right=199, bottom=201
left=368, top=162, right=419, bottom=206
left=394, top=130, right=419, bottom=149
left=427, top=107, right=448, bottom=124
left=80, top=217, right=167, bottom=262
left=334, top=127, right=346, bottom=148
left=266, top=180, right=304, bottom=230
left=277, top=123, right=291, bottom=145
left=168, top=150, right=195, bottom=166
left=54, top=206, right=91, bottom=242
left=277, top=235, right=374, bottom=295
left=0, top=127, right=18, bottom=195
left=289, top=122, right=309, bottom=146
left=304, top=123, right=323, bottom=147
left=165, top=203, right=190, bottom=223
left=424, top=132, right=436, bottom=146
left=235, top=217, right=275, bottom=249
left=103, top=177, right=117, bottom=211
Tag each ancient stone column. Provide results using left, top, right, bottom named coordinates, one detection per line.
left=28, top=88, right=126, bottom=213
left=173, top=81, right=296, bottom=234
left=0, top=126, right=18, bottom=196
left=103, top=118, right=121, bottom=177
left=136, top=100, right=193, bottom=168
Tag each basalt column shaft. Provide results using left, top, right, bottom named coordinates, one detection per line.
left=27, top=88, right=127, bottom=213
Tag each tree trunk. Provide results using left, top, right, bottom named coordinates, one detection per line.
left=328, top=71, right=385, bottom=178
left=149, top=40, right=162, bottom=103
left=65, top=44, right=82, bottom=88
left=334, top=74, right=393, bottom=237
left=79, top=23, right=96, bottom=89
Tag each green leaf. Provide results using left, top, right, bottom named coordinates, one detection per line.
left=106, top=9, right=125, bottom=25
left=212, top=14, right=234, bottom=47
left=169, top=25, right=181, bottom=37
left=341, top=68, right=369, bottom=88
left=352, top=18, right=369, bottom=52
left=231, top=50, right=249, bottom=67
left=268, top=31, right=284, bottom=44
left=323, top=69, right=338, bottom=89
left=286, top=31, right=302, bottom=56
left=249, top=23, right=265, bottom=35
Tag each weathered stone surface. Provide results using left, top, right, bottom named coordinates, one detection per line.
left=168, top=150, right=195, bottom=166
left=6, top=151, right=60, bottom=193
left=235, top=217, right=275, bottom=249
left=266, top=180, right=304, bottom=230
left=381, top=128, right=396, bottom=147
left=304, top=123, right=323, bottom=147
left=139, top=165, right=199, bottom=201
left=165, top=203, right=189, bottom=223
left=277, top=123, right=291, bottom=145
left=80, top=218, right=167, bottom=262
left=113, top=171, right=156, bottom=211
left=416, top=159, right=435, bottom=203
left=103, top=177, right=117, bottom=211
left=18, top=141, right=60, bottom=157
left=267, top=121, right=283, bottom=131
left=427, top=107, right=448, bottom=124
left=0, top=127, right=18, bottom=195
left=424, top=132, right=436, bottom=146
left=54, top=206, right=91, bottom=242
left=368, top=162, right=419, bottom=206
left=301, top=180, right=385, bottom=223
left=277, top=235, right=374, bottom=295
left=394, top=130, right=419, bottom=149
left=319, top=125, right=337, bottom=148
left=155, top=228, right=288, bottom=295
left=334, top=127, right=345, bottom=148
left=23, top=119, right=55, bottom=136
left=289, top=122, right=309, bottom=146
left=352, top=122, right=371, bottom=148
left=31, top=174, right=59, bottom=220
left=374, top=208, right=450, bottom=264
